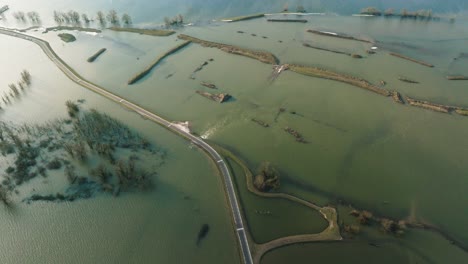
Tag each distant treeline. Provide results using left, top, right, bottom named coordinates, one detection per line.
left=360, top=7, right=455, bottom=21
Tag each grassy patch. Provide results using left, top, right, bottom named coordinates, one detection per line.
left=108, top=27, right=175, bottom=37
left=58, top=33, right=76, bottom=43
left=221, top=13, right=265, bottom=22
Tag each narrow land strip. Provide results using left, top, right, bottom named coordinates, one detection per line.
left=214, top=145, right=342, bottom=264
left=306, top=29, right=373, bottom=43
left=128, top=41, right=191, bottom=85
left=389, top=52, right=434, bottom=68
left=221, top=14, right=265, bottom=22
left=178, top=34, right=279, bottom=64
left=87, top=48, right=107, bottom=63
left=108, top=27, right=175, bottom=37
left=287, top=64, right=391, bottom=96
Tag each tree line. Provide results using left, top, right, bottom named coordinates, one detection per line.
left=360, top=7, right=447, bottom=21
left=53, top=9, right=132, bottom=27
left=1, top=70, right=31, bottom=110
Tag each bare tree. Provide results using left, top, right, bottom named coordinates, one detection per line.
left=97, top=11, right=106, bottom=25
left=122, top=13, right=132, bottom=25
left=106, top=9, right=119, bottom=25
left=82, top=14, right=90, bottom=24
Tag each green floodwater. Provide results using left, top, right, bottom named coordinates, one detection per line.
left=2, top=2, right=468, bottom=264
left=0, top=36, right=240, bottom=264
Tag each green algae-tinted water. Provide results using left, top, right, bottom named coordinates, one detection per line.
left=2, top=1, right=468, bottom=263
left=0, top=35, right=240, bottom=264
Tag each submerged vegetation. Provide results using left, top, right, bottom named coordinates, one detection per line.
left=0, top=102, right=165, bottom=205
left=253, top=162, right=280, bottom=192
left=1, top=70, right=32, bottom=110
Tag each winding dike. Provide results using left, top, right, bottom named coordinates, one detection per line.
left=178, top=34, right=278, bottom=64
left=389, top=52, right=434, bottom=68
left=213, top=145, right=341, bottom=264
left=287, top=64, right=391, bottom=96
left=128, top=41, right=191, bottom=85
left=306, top=29, right=373, bottom=43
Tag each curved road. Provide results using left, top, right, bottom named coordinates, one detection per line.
left=0, top=27, right=253, bottom=264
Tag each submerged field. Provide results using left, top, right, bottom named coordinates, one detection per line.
left=1, top=2, right=468, bottom=263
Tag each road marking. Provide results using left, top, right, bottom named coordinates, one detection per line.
left=237, top=227, right=244, bottom=231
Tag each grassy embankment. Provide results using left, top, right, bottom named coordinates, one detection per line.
left=128, top=41, right=191, bottom=85
left=405, top=97, right=468, bottom=116
left=389, top=52, right=434, bottom=68
left=212, top=144, right=341, bottom=264
left=108, top=27, right=175, bottom=37
left=287, top=64, right=391, bottom=96
left=447, top=76, right=468, bottom=80
left=43, top=26, right=101, bottom=34
left=287, top=64, right=468, bottom=116
left=306, top=29, right=373, bottom=44
left=58, top=33, right=76, bottom=43
left=302, top=43, right=363, bottom=58
left=267, top=19, right=307, bottom=23
left=178, top=34, right=278, bottom=64
left=221, top=13, right=265, bottom=22
left=87, top=48, right=107, bottom=63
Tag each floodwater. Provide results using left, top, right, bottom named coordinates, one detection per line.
left=1, top=1, right=468, bottom=263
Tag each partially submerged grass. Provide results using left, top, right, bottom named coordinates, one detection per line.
left=1, top=102, right=165, bottom=205
left=108, top=27, right=175, bottom=37
left=221, top=13, right=265, bottom=22
left=43, top=26, right=101, bottom=34
left=58, top=33, right=76, bottom=43
left=128, top=41, right=191, bottom=85
left=288, top=64, right=391, bottom=96
left=178, top=34, right=278, bottom=64
left=87, top=48, right=107, bottom=63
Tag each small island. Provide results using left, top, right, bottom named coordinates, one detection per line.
left=58, top=33, right=76, bottom=43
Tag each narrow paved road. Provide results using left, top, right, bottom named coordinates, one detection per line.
left=0, top=27, right=253, bottom=264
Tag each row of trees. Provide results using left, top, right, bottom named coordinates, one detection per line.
left=1, top=70, right=32, bottom=110
left=163, top=14, right=184, bottom=28
left=96, top=10, right=132, bottom=26
left=53, top=9, right=132, bottom=26
left=360, top=7, right=436, bottom=20
left=282, top=4, right=307, bottom=13
left=12, top=11, right=40, bottom=23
